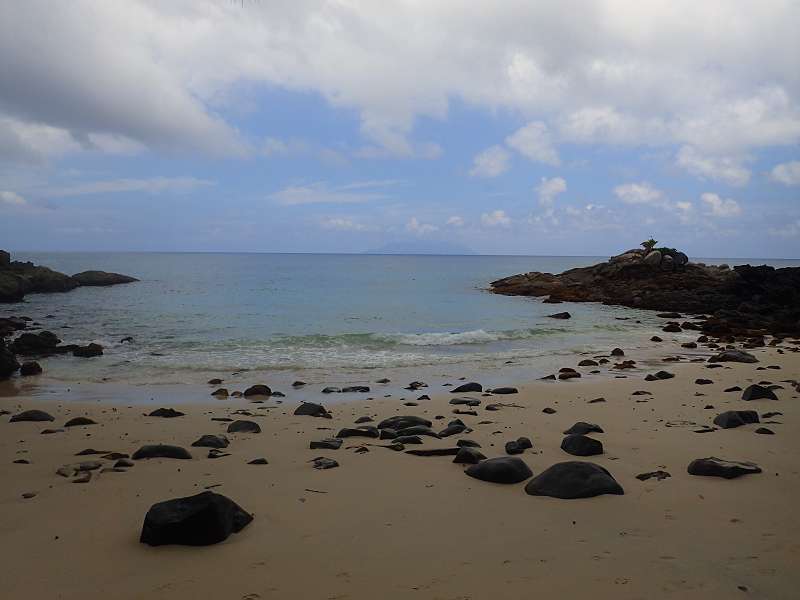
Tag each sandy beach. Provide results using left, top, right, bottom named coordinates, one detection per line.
left=2, top=336, right=798, bottom=600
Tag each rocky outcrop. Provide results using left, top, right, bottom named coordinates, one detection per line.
left=0, top=338, right=20, bottom=379
left=0, top=250, right=138, bottom=303
left=490, top=250, right=800, bottom=337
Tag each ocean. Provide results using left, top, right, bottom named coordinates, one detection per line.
left=3, top=252, right=798, bottom=390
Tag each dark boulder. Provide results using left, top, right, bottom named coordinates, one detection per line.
left=336, top=426, right=379, bottom=439
left=524, top=461, right=624, bottom=499
left=465, top=457, right=533, bottom=484
left=341, top=385, right=370, bottom=393
left=505, top=436, right=533, bottom=455
left=713, top=410, right=759, bottom=429
left=406, top=448, right=461, bottom=457
left=708, top=350, right=758, bottom=364
left=140, top=491, right=252, bottom=546
left=453, top=447, right=486, bottom=464
left=243, top=384, right=271, bottom=397
left=547, top=312, right=571, bottom=319
left=560, top=434, right=603, bottom=456
left=227, top=420, right=261, bottom=434
left=11, top=331, right=61, bottom=355
left=687, top=457, right=762, bottom=479
left=293, top=402, right=331, bottom=418
left=0, top=339, right=20, bottom=379
left=132, top=444, right=192, bottom=460
left=10, top=409, right=55, bottom=422
left=191, top=434, right=229, bottom=449
left=491, top=386, right=518, bottom=394
left=148, top=408, right=185, bottom=418
left=563, top=422, right=604, bottom=435
left=309, top=438, right=343, bottom=450
left=73, top=343, right=103, bottom=358
left=19, top=361, right=42, bottom=376
left=377, top=415, right=432, bottom=430
left=438, top=419, right=468, bottom=437
left=450, top=382, right=482, bottom=393
left=64, top=416, right=96, bottom=427
left=741, top=384, right=778, bottom=401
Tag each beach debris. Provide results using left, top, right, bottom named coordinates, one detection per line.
left=449, top=397, right=481, bottom=406
left=132, top=444, right=193, bottom=460
left=226, top=420, right=261, bottom=434
left=560, top=434, right=604, bottom=456
left=687, top=457, right=762, bottom=479
left=525, top=461, right=624, bottom=499
left=465, top=457, right=533, bottom=484
left=341, top=385, right=370, bottom=393
left=695, top=378, right=713, bottom=385
left=140, top=491, right=253, bottom=546
left=321, top=386, right=340, bottom=394
left=542, top=407, right=557, bottom=414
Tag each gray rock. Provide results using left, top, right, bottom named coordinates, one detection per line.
left=226, top=420, right=261, bottom=434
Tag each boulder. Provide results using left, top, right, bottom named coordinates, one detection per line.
left=132, top=444, right=192, bottom=460
left=547, top=312, right=571, bottom=319
left=148, top=408, right=185, bottom=418
left=453, top=447, right=486, bottom=464
left=563, top=422, right=604, bottom=435
left=227, top=420, right=261, bottom=434
left=0, top=339, right=20, bottom=379
left=713, top=410, right=759, bottom=429
left=377, top=416, right=432, bottom=430
left=64, top=416, right=96, bottom=427
left=524, top=461, right=624, bottom=499
left=464, top=457, right=533, bottom=484
left=643, top=250, right=662, bottom=266
left=309, top=438, right=343, bottom=450
left=293, top=402, right=331, bottom=418
left=243, top=384, right=271, bottom=397
left=708, top=350, right=758, bottom=363
left=10, top=409, right=55, bottom=422
left=336, top=426, right=379, bottom=439
left=140, top=491, right=252, bottom=546
left=560, top=434, right=603, bottom=456
left=19, top=361, right=42, bottom=376
left=406, top=448, right=461, bottom=457
left=73, top=343, right=103, bottom=358
left=191, top=434, right=229, bottom=449
left=71, top=271, right=138, bottom=286
left=450, top=382, right=482, bottom=393
left=741, top=384, right=778, bottom=401
left=11, top=331, right=61, bottom=355
left=687, top=457, right=762, bottom=479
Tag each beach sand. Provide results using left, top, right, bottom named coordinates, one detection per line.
left=1, top=340, right=798, bottom=599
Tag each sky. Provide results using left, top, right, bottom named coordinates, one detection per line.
left=1, top=1, right=799, bottom=258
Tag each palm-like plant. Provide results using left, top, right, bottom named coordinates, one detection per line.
left=641, top=238, right=658, bottom=253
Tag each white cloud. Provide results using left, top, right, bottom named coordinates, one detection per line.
left=536, top=176, right=567, bottom=207
left=41, top=177, right=214, bottom=198
left=270, top=182, right=388, bottom=206
left=770, top=160, right=800, bottom=185
left=406, top=217, right=439, bottom=235
left=1, top=2, right=799, bottom=161
left=446, top=215, right=465, bottom=227
left=481, top=209, right=511, bottom=227
left=675, top=146, right=750, bottom=187
left=701, top=192, right=742, bottom=217
left=613, top=182, right=663, bottom=205
left=505, top=121, right=560, bottom=166
left=469, top=145, right=511, bottom=178
left=0, top=190, right=27, bottom=206
left=320, top=217, right=369, bottom=232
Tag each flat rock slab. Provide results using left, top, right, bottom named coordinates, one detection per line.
left=490, top=387, right=518, bottom=394
left=10, top=409, right=55, bottom=423
left=140, top=491, right=252, bottom=546
left=524, top=461, right=624, bottom=499
left=449, top=397, right=481, bottom=406
left=336, top=426, right=379, bottom=439
left=708, top=350, right=759, bottom=363
left=742, top=384, right=778, bottom=401
left=227, top=420, right=261, bottom=434
left=311, top=457, right=339, bottom=470
left=560, top=434, right=604, bottom=456
left=687, top=457, right=762, bottom=479
left=406, top=448, right=461, bottom=457
left=132, top=444, right=193, bottom=460
left=636, top=470, right=671, bottom=481
left=465, top=457, right=533, bottom=484
left=309, top=438, right=343, bottom=450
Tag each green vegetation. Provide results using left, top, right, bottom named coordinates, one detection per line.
left=640, top=238, right=658, bottom=253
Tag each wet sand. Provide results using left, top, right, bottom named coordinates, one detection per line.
left=1, top=340, right=798, bottom=599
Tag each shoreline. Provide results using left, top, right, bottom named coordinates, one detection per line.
left=2, top=324, right=799, bottom=599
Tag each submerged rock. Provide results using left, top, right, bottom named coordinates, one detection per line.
left=140, top=491, right=252, bottom=546
left=524, top=461, right=624, bottom=499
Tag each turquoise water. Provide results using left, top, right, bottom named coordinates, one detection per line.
left=3, top=252, right=797, bottom=386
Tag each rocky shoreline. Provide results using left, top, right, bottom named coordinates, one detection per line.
left=0, top=249, right=138, bottom=303
left=490, top=249, right=800, bottom=338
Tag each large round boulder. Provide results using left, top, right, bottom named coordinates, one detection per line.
left=524, top=461, right=624, bottom=499
left=464, top=457, right=533, bottom=484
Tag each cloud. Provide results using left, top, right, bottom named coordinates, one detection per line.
left=536, top=176, right=567, bottom=207
left=0, top=190, right=26, bottom=206
left=701, top=192, right=741, bottom=217
left=770, top=160, right=800, bottom=185
left=481, top=209, right=511, bottom=227
left=320, top=217, right=370, bottom=232
left=270, top=181, right=388, bottom=206
left=675, top=146, right=750, bottom=187
left=41, top=177, right=214, bottom=198
left=613, top=182, right=663, bottom=205
left=446, top=215, right=465, bottom=227
left=469, top=145, right=511, bottom=177
left=2, top=2, right=799, bottom=163
left=506, top=121, right=560, bottom=166
left=406, top=217, right=439, bottom=235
